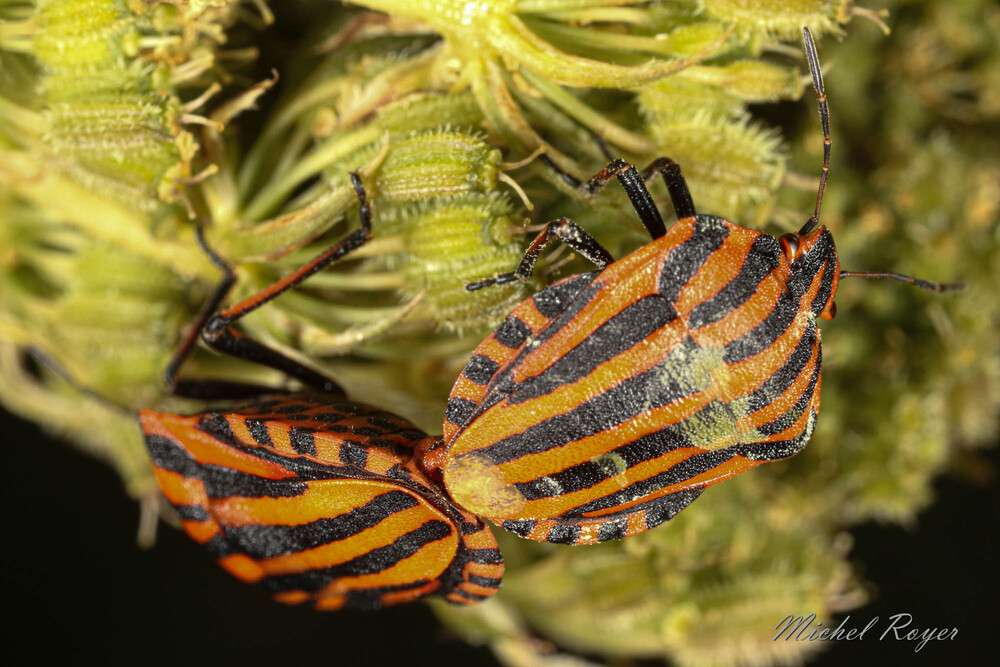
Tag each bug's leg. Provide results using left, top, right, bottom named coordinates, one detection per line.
left=582, top=159, right=667, bottom=240
left=467, top=217, right=614, bottom=291
left=640, top=157, right=696, bottom=220
left=537, top=155, right=667, bottom=240
left=166, top=173, right=374, bottom=397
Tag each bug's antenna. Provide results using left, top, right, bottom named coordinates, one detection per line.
left=798, top=26, right=830, bottom=237
left=838, top=271, right=965, bottom=292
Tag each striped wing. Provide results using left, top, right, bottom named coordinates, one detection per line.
left=141, top=401, right=502, bottom=609
left=443, top=216, right=824, bottom=544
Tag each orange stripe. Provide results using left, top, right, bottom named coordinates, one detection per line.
left=314, top=535, right=457, bottom=597
left=264, top=421, right=293, bottom=454
left=691, top=267, right=790, bottom=346
left=673, top=223, right=758, bottom=318
left=379, top=582, right=440, bottom=606
left=738, top=340, right=820, bottom=431
left=217, top=553, right=265, bottom=583
left=152, top=467, right=207, bottom=508
left=182, top=519, right=220, bottom=544
left=512, top=243, right=664, bottom=384
left=255, top=494, right=450, bottom=576
left=274, top=590, right=312, bottom=606
left=145, top=413, right=296, bottom=479
left=451, top=319, right=691, bottom=462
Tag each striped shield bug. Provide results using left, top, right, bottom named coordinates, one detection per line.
left=437, top=28, right=962, bottom=546
left=141, top=174, right=502, bottom=610
left=141, top=394, right=501, bottom=610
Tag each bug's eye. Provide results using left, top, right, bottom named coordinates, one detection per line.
left=779, top=233, right=800, bottom=259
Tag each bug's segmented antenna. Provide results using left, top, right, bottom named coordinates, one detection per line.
left=838, top=271, right=965, bottom=292
left=799, top=26, right=830, bottom=237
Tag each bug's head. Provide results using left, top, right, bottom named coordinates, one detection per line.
left=780, top=226, right=840, bottom=321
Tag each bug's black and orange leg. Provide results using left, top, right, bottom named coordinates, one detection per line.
left=466, top=217, right=614, bottom=291
left=166, top=172, right=374, bottom=399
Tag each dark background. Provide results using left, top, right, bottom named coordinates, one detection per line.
left=2, top=405, right=996, bottom=665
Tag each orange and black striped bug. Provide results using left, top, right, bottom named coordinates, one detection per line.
left=143, top=176, right=502, bottom=611
left=435, top=27, right=962, bottom=545
left=137, top=28, right=960, bottom=609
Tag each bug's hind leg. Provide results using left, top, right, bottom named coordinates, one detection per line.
left=466, top=217, right=614, bottom=291
left=165, top=173, right=375, bottom=398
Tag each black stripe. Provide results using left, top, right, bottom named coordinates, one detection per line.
left=722, top=289, right=800, bottom=363
left=567, top=449, right=735, bottom=516
left=289, top=427, right=317, bottom=455
left=365, top=416, right=402, bottom=431
left=200, top=465, right=308, bottom=499
left=467, top=574, right=503, bottom=588
left=744, top=327, right=817, bottom=414
left=259, top=520, right=454, bottom=594
left=493, top=316, right=532, bottom=348
left=315, top=413, right=349, bottom=422
left=174, top=504, right=210, bottom=521
left=449, top=588, right=491, bottom=602
left=507, top=293, right=678, bottom=405
left=313, top=406, right=387, bottom=421
left=192, top=413, right=375, bottom=482
left=339, top=441, right=368, bottom=468
left=809, top=237, right=838, bottom=317
left=532, top=272, right=595, bottom=318
left=466, top=548, right=503, bottom=565
left=754, top=346, right=822, bottom=437
left=214, top=489, right=421, bottom=559
left=740, top=408, right=817, bottom=461
left=459, top=277, right=602, bottom=423
left=198, top=412, right=240, bottom=446
left=145, top=434, right=201, bottom=478
left=275, top=403, right=311, bottom=414
left=528, top=276, right=602, bottom=350
left=511, top=414, right=693, bottom=501
left=546, top=524, right=581, bottom=544
left=463, top=354, right=500, bottom=386
left=445, top=397, right=477, bottom=427
left=458, top=518, right=487, bottom=534
left=658, top=215, right=730, bottom=302
left=501, top=519, right=535, bottom=537
left=245, top=418, right=273, bottom=446
left=475, top=337, right=703, bottom=467
left=342, top=579, right=436, bottom=610
left=643, top=487, right=703, bottom=529
left=597, top=519, right=627, bottom=542
left=689, top=234, right=782, bottom=329
left=349, top=426, right=384, bottom=437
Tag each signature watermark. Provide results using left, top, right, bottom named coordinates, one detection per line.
left=774, top=613, right=957, bottom=653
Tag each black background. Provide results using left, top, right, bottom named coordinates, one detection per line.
left=2, top=405, right=996, bottom=665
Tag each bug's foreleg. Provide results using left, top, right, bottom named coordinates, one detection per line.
left=640, top=157, right=697, bottom=221
left=582, top=158, right=667, bottom=240
left=466, top=217, right=614, bottom=291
